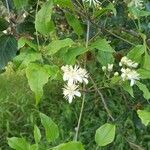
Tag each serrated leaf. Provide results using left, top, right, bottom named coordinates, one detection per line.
left=52, top=141, right=84, bottom=150
left=137, top=110, right=150, bottom=126
left=63, top=46, right=87, bottom=64
left=35, top=1, right=54, bottom=35
left=34, top=125, right=41, bottom=143
left=40, top=113, right=59, bottom=143
left=136, top=81, right=150, bottom=100
left=0, top=35, right=17, bottom=70
left=26, top=63, right=51, bottom=104
left=127, top=45, right=145, bottom=63
left=8, top=137, right=30, bottom=150
left=91, top=38, right=114, bottom=53
left=95, top=123, right=116, bottom=147
left=45, top=38, right=74, bottom=56
left=65, top=13, right=83, bottom=36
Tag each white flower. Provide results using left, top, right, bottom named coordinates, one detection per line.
left=121, top=68, right=140, bottom=86
left=119, top=56, right=138, bottom=68
left=108, top=64, right=113, bottom=72
left=128, top=0, right=144, bottom=9
left=77, top=67, right=89, bottom=84
left=82, top=0, right=101, bottom=7
left=63, top=84, right=81, bottom=103
left=61, top=65, right=88, bottom=85
left=114, top=72, right=119, bottom=76
left=102, top=66, right=106, bottom=71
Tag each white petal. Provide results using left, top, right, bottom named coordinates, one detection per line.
left=74, top=91, right=81, bottom=97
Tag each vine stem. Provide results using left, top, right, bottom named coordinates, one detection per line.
left=74, top=20, right=90, bottom=141
left=5, top=0, right=11, bottom=17
left=90, top=76, right=115, bottom=121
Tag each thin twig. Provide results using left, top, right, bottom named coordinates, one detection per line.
left=5, top=0, right=11, bottom=17
left=90, top=76, right=115, bottom=121
left=35, top=0, right=40, bottom=50
left=74, top=20, right=90, bottom=141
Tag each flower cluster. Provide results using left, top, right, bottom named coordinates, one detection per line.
left=82, top=0, right=101, bottom=7
left=102, top=64, right=113, bottom=72
left=120, top=56, right=140, bottom=86
left=61, top=65, right=89, bottom=103
left=128, top=0, right=144, bottom=9
left=101, top=56, right=140, bottom=86
left=119, top=56, right=138, bottom=68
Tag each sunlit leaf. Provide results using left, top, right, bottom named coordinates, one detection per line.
left=53, top=141, right=84, bottom=150
left=137, top=110, right=150, bottom=126
left=40, top=113, right=59, bottom=143
left=95, top=123, right=116, bottom=147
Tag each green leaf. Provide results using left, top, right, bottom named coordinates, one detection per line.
left=94, top=3, right=116, bottom=18
left=8, top=137, right=30, bottom=150
left=65, top=13, right=83, bottom=36
left=143, top=52, right=150, bottom=70
left=97, top=51, right=114, bottom=66
left=13, top=0, right=28, bottom=9
left=30, top=144, right=38, bottom=150
left=26, top=63, right=51, bottom=104
left=137, top=110, right=150, bottom=126
left=54, top=0, right=73, bottom=9
left=45, top=38, right=74, bottom=56
left=63, top=46, right=87, bottom=64
left=136, top=81, right=150, bottom=100
left=127, top=45, right=145, bottom=63
left=137, top=69, right=150, bottom=79
left=34, top=125, right=41, bottom=143
left=129, top=7, right=150, bottom=18
left=13, top=48, right=43, bottom=69
left=18, top=37, right=38, bottom=50
left=0, top=35, right=17, bottom=70
left=122, top=81, right=134, bottom=97
left=35, top=1, right=54, bottom=35
left=95, top=123, right=116, bottom=147
left=0, top=18, right=9, bottom=31
left=52, top=141, right=84, bottom=150
left=40, top=113, right=59, bottom=143
left=91, top=38, right=114, bottom=53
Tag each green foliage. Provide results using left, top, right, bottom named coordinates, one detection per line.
left=34, top=125, right=41, bottom=144
left=13, top=0, right=28, bottom=9
left=0, top=35, right=17, bottom=70
left=35, top=1, right=54, bottom=35
left=136, top=81, right=150, bottom=100
left=65, top=13, right=83, bottom=36
left=0, top=18, right=9, bottom=31
left=53, top=141, right=84, bottom=150
left=137, top=110, right=150, bottom=126
left=95, top=123, right=116, bottom=147
left=8, top=137, right=30, bottom=150
left=26, top=63, right=51, bottom=104
left=45, top=38, right=74, bottom=56
left=127, top=45, right=145, bottom=63
left=0, top=0, right=150, bottom=149
left=40, top=113, right=59, bottom=143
